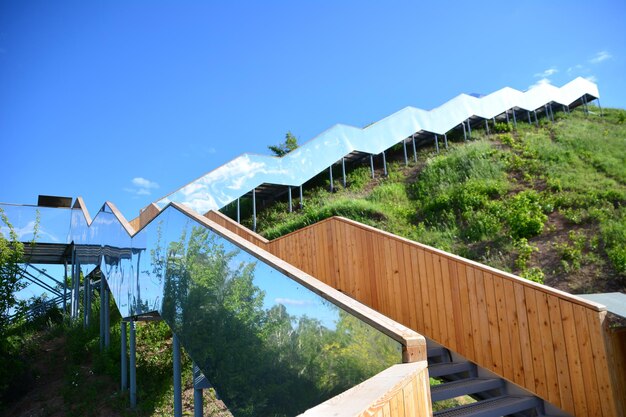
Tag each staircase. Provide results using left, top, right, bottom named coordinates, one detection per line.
left=427, top=341, right=559, bottom=417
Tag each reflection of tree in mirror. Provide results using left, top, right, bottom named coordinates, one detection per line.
left=157, top=224, right=400, bottom=416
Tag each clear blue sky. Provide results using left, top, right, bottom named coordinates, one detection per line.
left=1, top=0, right=625, bottom=219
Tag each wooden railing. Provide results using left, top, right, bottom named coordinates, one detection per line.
left=206, top=210, right=624, bottom=417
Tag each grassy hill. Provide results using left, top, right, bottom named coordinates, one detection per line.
left=237, top=107, right=626, bottom=294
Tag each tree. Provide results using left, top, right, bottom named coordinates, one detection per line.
left=268, top=131, right=299, bottom=157
left=0, top=209, right=28, bottom=331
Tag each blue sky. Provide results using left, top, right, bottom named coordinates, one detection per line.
left=1, top=0, right=625, bottom=219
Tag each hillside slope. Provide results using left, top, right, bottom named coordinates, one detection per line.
left=238, top=108, right=626, bottom=294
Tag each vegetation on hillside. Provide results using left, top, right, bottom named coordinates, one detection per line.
left=243, top=107, right=626, bottom=293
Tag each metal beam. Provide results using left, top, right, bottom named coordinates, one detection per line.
left=173, top=334, right=182, bottom=417
left=467, top=120, right=472, bottom=138
left=402, top=140, right=408, bottom=166
left=104, top=279, right=110, bottom=348
left=597, top=98, right=603, bottom=116
left=299, top=185, right=303, bottom=208
left=121, top=321, right=128, bottom=390
left=444, top=133, right=448, bottom=149
left=512, top=108, right=517, bottom=128
left=382, top=151, right=387, bottom=176
left=370, top=155, right=375, bottom=178
left=485, top=119, right=490, bottom=135
left=252, top=188, right=256, bottom=232
left=434, top=134, right=439, bottom=153
left=412, top=134, right=417, bottom=163
left=329, top=165, right=333, bottom=192
left=462, top=122, right=467, bottom=141
left=342, top=157, right=346, bottom=187
left=130, top=320, right=137, bottom=408
left=236, top=198, right=240, bottom=223
left=288, top=187, right=292, bottom=213
left=193, top=363, right=203, bottom=417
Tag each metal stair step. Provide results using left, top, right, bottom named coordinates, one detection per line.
left=429, top=361, right=475, bottom=378
left=427, top=346, right=449, bottom=360
left=433, top=395, right=540, bottom=417
left=431, top=377, right=503, bottom=402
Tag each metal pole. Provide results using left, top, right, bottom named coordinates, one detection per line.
left=63, top=261, right=67, bottom=317
left=382, top=151, right=387, bottom=176
left=370, top=155, right=375, bottom=179
left=299, top=185, right=303, bottom=208
left=342, top=157, right=346, bottom=188
left=130, top=320, right=137, bottom=408
left=173, top=334, right=182, bottom=417
left=329, top=165, right=333, bottom=192
left=527, top=111, right=532, bottom=124
left=70, top=247, right=76, bottom=319
left=485, top=119, right=490, bottom=135
left=512, top=108, right=517, bottom=128
left=412, top=135, right=417, bottom=162
left=434, top=134, right=439, bottom=153
left=194, top=363, right=203, bottom=417
left=100, top=279, right=105, bottom=351
left=597, top=98, right=603, bottom=117
left=444, top=133, right=448, bottom=149
left=121, top=321, right=128, bottom=390
left=403, top=140, right=408, bottom=166
left=467, top=120, right=472, bottom=138
left=582, top=95, right=588, bottom=114
left=462, top=122, right=467, bottom=141
left=236, top=198, right=240, bottom=223
left=534, top=110, right=539, bottom=126
left=288, top=187, right=292, bottom=213
left=549, top=103, right=555, bottom=121
left=505, top=110, right=510, bottom=124
left=252, top=188, right=256, bottom=232
left=104, top=280, right=110, bottom=348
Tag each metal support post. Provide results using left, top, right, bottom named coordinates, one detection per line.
left=461, top=122, right=467, bottom=141
left=104, top=280, right=110, bottom=348
left=545, top=104, right=553, bottom=123
left=534, top=110, right=539, bottom=126
left=299, top=185, right=303, bottom=208
left=582, top=95, right=588, bottom=114
left=596, top=98, right=603, bottom=116
left=341, top=157, right=346, bottom=188
left=402, top=140, right=408, bottom=166
left=173, top=334, right=182, bottom=417
left=70, top=248, right=76, bottom=319
left=100, top=280, right=105, bottom=350
left=549, top=103, right=555, bottom=121
left=527, top=111, right=532, bottom=124
left=63, top=261, right=68, bottom=317
left=236, top=198, right=240, bottom=223
left=252, top=189, right=256, bottom=232
left=329, top=165, right=333, bottom=192
left=288, top=187, right=292, bottom=212
left=505, top=110, right=510, bottom=124
left=467, top=120, right=472, bottom=138
left=370, top=154, right=375, bottom=179
left=193, top=363, right=203, bottom=417
left=434, top=134, right=439, bottom=153
left=412, top=135, right=417, bottom=162
left=485, top=119, right=490, bottom=135
left=512, top=108, right=517, bottom=128
left=121, top=321, right=128, bottom=390
left=382, top=151, right=387, bottom=176
left=443, top=133, right=448, bottom=149
left=130, top=320, right=137, bottom=408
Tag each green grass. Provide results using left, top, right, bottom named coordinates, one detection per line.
left=244, top=107, right=626, bottom=291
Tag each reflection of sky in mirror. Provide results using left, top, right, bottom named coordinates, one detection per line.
left=155, top=78, right=599, bottom=214
left=0, top=204, right=72, bottom=244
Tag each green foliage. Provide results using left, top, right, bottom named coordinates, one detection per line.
left=0, top=208, right=29, bottom=330
left=554, top=231, right=587, bottom=272
left=494, top=122, right=512, bottom=133
left=506, top=191, right=548, bottom=239
left=268, top=131, right=299, bottom=157
left=345, top=166, right=371, bottom=192
left=600, top=208, right=626, bottom=275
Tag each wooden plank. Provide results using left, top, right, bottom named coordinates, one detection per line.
left=474, top=268, right=493, bottom=368
left=424, top=250, right=441, bottom=344
left=466, top=266, right=483, bottom=364
left=572, top=304, right=602, bottom=417
left=402, top=244, right=418, bottom=329
left=432, top=254, right=449, bottom=347
left=456, top=262, right=473, bottom=359
left=483, top=272, right=502, bottom=374
left=493, top=276, right=513, bottom=381
left=560, top=300, right=588, bottom=416
left=586, top=310, right=617, bottom=417
left=524, top=286, right=547, bottom=400
left=440, top=255, right=454, bottom=350
left=391, top=239, right=407, bottom=324
left=382, top=236, right=396, bottom=320
left=514, top=282, right=535, bottom=392
left=504, top=279, right=524, bottom=386
left=402, top=376, right=415, bottom=417
left=364, top=231, right=379, bottom=310
left=546, top=294, right=575, bottom=415
left=417, top=248, right=432, bottom=338
left=536, top=292, right=560, bottom=407
left=448, top=259, right=463, bottom=353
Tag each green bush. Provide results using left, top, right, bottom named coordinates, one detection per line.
left=506, top=191, right=548, bottom=239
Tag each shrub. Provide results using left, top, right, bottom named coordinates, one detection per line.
left=506, top=191, right=548, bottom=239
